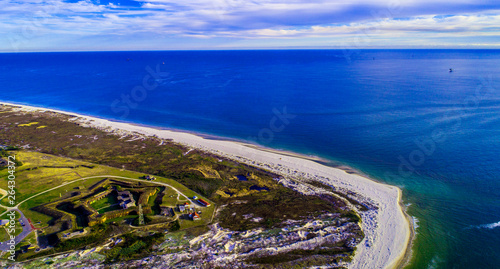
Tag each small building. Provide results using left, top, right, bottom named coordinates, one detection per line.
left=197, top=199, right=211, bottom=207
left=178, top=205, right=186, bottom=212
left=120, top=200, right=136, bottom=209
left=117, top=190, right=133, bottom=198
left=67, top=230, right=85, bottom=238
left=189, top=212, right=201, bottom=221
left=117, top=190, right=136, bottom=208
left=118, top=196, right=131, bottom=202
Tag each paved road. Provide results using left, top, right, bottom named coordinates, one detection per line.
left=0, top=209, right=33, bottom=251
left=0, top=178, right=87, bottom=218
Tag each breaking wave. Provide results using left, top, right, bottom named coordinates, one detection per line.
left=469, top=221, right=500, bottom=230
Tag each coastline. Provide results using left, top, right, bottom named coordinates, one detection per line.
left=1, top=101, right=413, bottom=269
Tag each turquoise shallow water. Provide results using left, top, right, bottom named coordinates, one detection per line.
left=1, top=50, right=499, bottom=268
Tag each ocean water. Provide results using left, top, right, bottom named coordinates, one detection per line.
left=1, top=50, right=499, bottom=268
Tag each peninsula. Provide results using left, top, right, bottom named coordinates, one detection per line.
left=0, top=103, right=411, bottom=268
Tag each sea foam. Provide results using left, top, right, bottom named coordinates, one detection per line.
left=480, top=221, right=500, bottom=229
left=468, top=221, right=500, bottom=230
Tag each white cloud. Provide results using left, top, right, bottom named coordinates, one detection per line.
left=0, top=0, right=499, bottom=50
left=239, top=14, right=500, bottom=38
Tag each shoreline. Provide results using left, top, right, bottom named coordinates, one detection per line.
left=1, top=101, right=413, bottom=269
left=396, top=198, right=416, bottom=269
left=0, top=100, right=326, bottom=163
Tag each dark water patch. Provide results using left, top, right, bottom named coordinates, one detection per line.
left=236, top=175, right=248, bottom=181
left=250, top=185, right=269, bottom=191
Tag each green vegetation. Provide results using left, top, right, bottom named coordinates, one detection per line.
left=54, top=233, right=100, bottom=252
left=90, top=194, right=120, bottom=214
left=0, top=223, right=23, bottom=242
left=0, top=107, right=276, bottom=203
left=18, top=176, right=106, bottom=228
left=0, top=150, right=216, bottom=262
left=104, top=232, right=165, bottom=263
left=218, top=186, right=348, bottom=231
left=161, top=187, right=184, bottom=205
left=305, top=179, right=371, bottom=212
left=248, top=241, right=354, bottom=268
left=0, top=106, right=364, bottom=266
left=0, top=150, right=112, bottom=206
left=0, top=150, right=212, bottom=231
left=0, top=147, right=23, bottom=170
left=16, top=231, right=37, bottom=250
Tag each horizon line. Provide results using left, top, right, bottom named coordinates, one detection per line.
left=1, top=47, right=500, bottom=53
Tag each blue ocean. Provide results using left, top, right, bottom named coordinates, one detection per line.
left=1, top=50, right=499, bottom=268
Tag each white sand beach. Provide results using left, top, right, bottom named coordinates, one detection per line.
left=1, top=102, right=412, bottom=269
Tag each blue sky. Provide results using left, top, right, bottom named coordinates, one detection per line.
left=1, top=0, right=500, bottom=51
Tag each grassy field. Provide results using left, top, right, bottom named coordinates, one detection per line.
left=177, top=204, right=215, bottom=230
left=0, top=223, right=23, bottom=242
left=18, top=176, right=105, bottom=228
left=91, top=195, right=121, bottom=214
left=1, top=151, right=213, bottom=231
left=104, top=215, right=137, bottom=224
left=0, top=151, right=113, bottom=206
left=161, top=187, right=185, bottom=206
left=16, top=231, right=37, bottom=250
